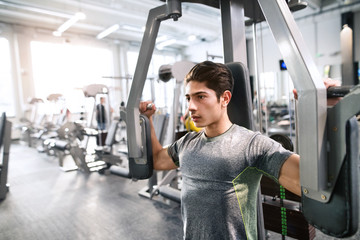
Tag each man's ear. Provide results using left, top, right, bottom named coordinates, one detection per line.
left=221, top=90, right=232, bottom=107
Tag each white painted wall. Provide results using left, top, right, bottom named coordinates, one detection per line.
left=185, top=9, right=360, bottom=81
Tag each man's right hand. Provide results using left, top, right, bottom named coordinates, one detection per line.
left=139, top=101, right=156, bottom=119
left=292, top=78, right=341, bottom=106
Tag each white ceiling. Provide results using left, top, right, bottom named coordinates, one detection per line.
left=0, top=0, right=223, bottom=49
left=0, top=0, right=359, bottom=50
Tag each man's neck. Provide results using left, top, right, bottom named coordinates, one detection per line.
left=204, top=117, right=233, bottom=138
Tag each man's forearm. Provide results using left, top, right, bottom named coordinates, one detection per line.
left=148, top=117, right=164, bottom=160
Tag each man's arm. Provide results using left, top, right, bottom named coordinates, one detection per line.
left=139, top=101, right=178, bottom=170
left=278, top=154, right=301, bottom=196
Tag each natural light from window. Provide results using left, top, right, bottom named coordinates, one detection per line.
left=31, top=41, right=113, bottom=112
left=0, top=37, right=15, bottom=117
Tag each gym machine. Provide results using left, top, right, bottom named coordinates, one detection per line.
left=46, top=121, right=109, bottom=173
left=0, top=112, right=12, bottom=200
left=258, top=1, right=359, bottom=238
left=138, top=61, right=194, bottom=203
left=122, top=0, right=359, bottom=238
left=36, top=93, right=68, bottom=153
left=19, top=97, right=45, bottom=147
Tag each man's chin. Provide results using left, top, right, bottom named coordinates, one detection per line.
left=194, top=123, right=205, bottom=129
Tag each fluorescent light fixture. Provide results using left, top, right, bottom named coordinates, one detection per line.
left=52, top=31, right=62, bottom=37
left=53, top=12, right=86, bottom=37
left=96, top=24, right=120, bottom=39
left=156, top=39, right=177, bottom=50
left=156, top=35, right=168, bottom=43
left=188, top=35, right=197, bottom=41
left=122, top=24, right=144, bottom=32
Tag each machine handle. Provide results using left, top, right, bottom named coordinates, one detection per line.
left=327, top=85, right=354, bottom=98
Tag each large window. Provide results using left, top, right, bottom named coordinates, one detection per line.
left=31, top=41, right=113, bottom=112
left=0, top=38, right=15, bottom=117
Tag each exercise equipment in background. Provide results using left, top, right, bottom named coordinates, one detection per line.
left=0, top=112, right=12, bottom=200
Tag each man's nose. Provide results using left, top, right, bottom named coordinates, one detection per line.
left=188, top=99, right=197, bottom=111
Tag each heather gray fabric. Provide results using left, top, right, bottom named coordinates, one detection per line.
left=167, top=124, right=293, bottom=240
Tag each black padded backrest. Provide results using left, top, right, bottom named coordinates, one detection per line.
left=0, top=112, right=6, bottom=149
left=226, top=62, right=254, bottom=130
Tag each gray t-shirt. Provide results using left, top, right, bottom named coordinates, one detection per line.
left=167, top=124, right=292, bottom=240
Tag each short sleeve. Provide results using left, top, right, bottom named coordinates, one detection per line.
left=247, top=133, right=293, bottom=181
left=167, top=131, right=200, bottom=167
left=167, top=142, right=180, bottom=167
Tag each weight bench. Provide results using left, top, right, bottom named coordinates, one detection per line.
left=0, top=112, right=12, bottom=200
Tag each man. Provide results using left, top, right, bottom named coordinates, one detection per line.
left=139, top=61, right=328, bottom=239
left=96, top=97, right=107, bottom=130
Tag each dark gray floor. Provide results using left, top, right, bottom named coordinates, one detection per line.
left=0, top=142, right=183, bottom=240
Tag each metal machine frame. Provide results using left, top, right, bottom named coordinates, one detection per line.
left=122, top=0, right=360, bottom=237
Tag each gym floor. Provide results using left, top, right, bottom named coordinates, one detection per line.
left=1, top=141, right=360, bottom=240
left=0, top=141, right=183, bottom=240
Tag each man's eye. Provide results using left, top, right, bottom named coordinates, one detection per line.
left=198, top=95, right=205, bottom=99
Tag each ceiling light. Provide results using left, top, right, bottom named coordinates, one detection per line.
left=53, top=11, right=86, bottom=37
left=187, top=35, right=197, bottom=41
left=96, top=24, right=120, bottom=39
left=156, top=35, right=168, bottom=43
left=122, top=24, right=144, bottom=32
left=74, top=12, right=86, bottom=20
left=52, top=31, right=62, bottom=37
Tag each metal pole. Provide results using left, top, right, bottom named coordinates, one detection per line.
left=252, top=23, right=263, bottom=133
left=258, top=0, right=327, bottom=201
left=220, top=0, right=247, bottom=65
left=126, top=0, right=181, bottom=160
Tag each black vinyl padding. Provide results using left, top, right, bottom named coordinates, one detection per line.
left=128, top=115, right=153, bottom=179
left=226, top=62, right=254, bottom=130
left=302, top=117, right=359, bottom=238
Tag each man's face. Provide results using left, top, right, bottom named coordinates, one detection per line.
left=185, top=81, right=224, bottom=128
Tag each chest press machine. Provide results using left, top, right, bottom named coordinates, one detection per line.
left=121, top=0, right=360, bottom=238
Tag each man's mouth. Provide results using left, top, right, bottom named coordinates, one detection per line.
left=191, top=115, right=200, bottom=122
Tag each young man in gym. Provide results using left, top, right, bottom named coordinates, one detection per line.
left=139, top=61, right=334, bottom=240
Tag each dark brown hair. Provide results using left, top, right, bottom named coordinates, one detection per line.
left=185, top=61, right=234, bottom=101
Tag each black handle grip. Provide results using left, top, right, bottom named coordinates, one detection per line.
left=327, top=85, right=353, bottom=98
